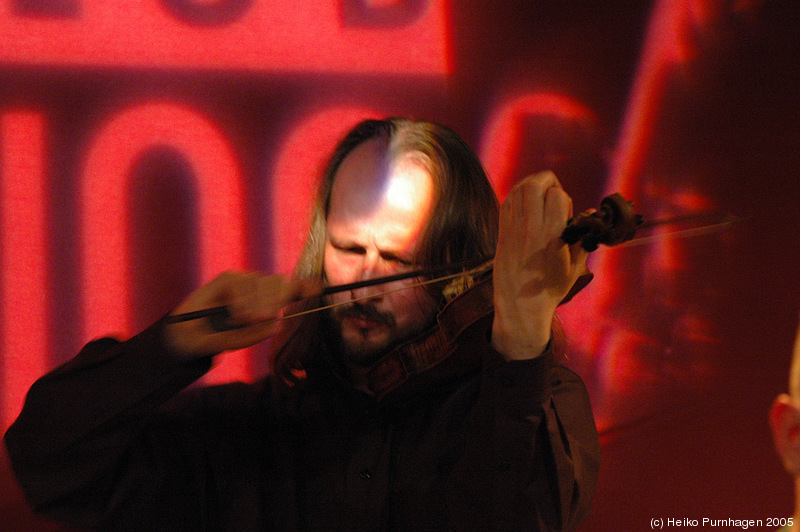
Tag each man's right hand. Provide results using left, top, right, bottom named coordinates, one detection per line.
left=165, top=271, right=321, bottom=358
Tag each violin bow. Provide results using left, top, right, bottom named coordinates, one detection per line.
left=166, top=200, right=741, bottom=329
left=166, top=258, right=494, bottom=329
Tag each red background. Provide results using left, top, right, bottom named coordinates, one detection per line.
left=2, top=1, right=799, bottom=529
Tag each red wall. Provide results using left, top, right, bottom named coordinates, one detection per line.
left=2, top=1, right=799, bottom=529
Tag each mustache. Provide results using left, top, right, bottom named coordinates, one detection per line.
left=334, top=302, right=396, bottom=328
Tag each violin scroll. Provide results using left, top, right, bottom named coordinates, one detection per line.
left=561, top=193, right=643, bottom=251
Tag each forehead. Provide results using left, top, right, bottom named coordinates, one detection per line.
left=328, top=139, right=434, bottom=228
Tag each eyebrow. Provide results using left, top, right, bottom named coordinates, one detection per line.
left=327, top=235, right=416, bottom=265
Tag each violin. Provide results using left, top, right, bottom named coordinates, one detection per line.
left=169, top=193, right=642, bottom=329
left=167, top=193, right=644, bottom=399
left=359, top=193, right=643, bottom=400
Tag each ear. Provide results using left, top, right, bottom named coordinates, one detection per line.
left=770, top=394, right=800, bottom=473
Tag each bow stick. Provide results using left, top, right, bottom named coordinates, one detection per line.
left=166, top=196, right=740, bottom=329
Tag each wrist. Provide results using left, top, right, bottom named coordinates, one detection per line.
left=491, top=318, right=551, bottom=361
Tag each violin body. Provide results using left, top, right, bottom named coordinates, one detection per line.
left=365, top=272, right=494, bottom=400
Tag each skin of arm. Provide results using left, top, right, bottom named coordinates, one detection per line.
left=491, top=171, right=589, bottom=361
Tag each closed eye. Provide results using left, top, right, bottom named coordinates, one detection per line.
left=329, top=239, right=414, bottom=268
left=380, top=252, right=414, bottom=268
left=331, top=242, right=366, bottom=255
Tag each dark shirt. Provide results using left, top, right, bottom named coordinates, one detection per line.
left=5, top=316, right=600, bottom=531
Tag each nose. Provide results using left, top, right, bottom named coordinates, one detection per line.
left=350, top=250, right=384, bottom=300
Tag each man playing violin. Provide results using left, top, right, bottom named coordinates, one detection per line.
left=5, top=118, right=600, bottom=530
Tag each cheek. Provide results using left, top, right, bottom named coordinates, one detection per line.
left=323, top=247, right=350, bottom=285
left=322, top=254, right=350, bottom=307
left=391, top=286, right=438, bottom=323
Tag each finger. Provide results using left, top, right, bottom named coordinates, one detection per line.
left=513, top=171, right=559, bottom=219
left=568, top=240, right=590, bottom=268
left=238, top=275, right=299, bottom=324
left=543, top=185, right=573, bottom=239
left=522, top=170, right=559, bottom=191
left=298, top=277, right=324, bottom=299
left=225, top=273, right=262, bottom=324
left=209, top=320, right=281, bottom=351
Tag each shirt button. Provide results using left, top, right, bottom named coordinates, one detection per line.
left=359, top=469, right=373, bottom=480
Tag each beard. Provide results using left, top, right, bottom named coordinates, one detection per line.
left=324, top=302, right=399, bottom=365
left=326, top=300, right=444, bottom=367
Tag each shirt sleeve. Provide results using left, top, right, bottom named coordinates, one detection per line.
left=3, top=316, right=218, bottom=528
left=446, top=338, right=601, bottom=532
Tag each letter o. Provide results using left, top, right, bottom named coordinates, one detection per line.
left=80, top=101, right=250, bottom=381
